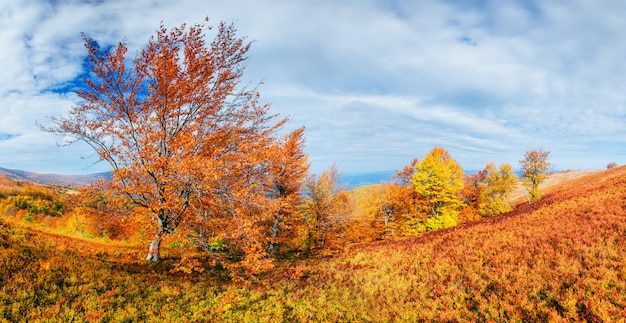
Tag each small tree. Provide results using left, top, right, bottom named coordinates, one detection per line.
left=607, top=162, right=618, bottom=169
left=353, top=183, right=409, bottom=241
left=411, top=147, right=465, bottom=230
left=519, top=149, right=551, bottom=201
left=459, top=169, right=488, bottom=223
left=390, top=158, right=428, bottom=235
left=299, top=164, right=350, bottom=251
left=479, top=162, right=518, bottom=217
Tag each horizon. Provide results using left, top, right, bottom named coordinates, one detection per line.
left=1, top=1, right=625, bottom=174
left=0, top=164, right=606, bottom=187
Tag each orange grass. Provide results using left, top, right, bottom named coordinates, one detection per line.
left=2, top=166, right=626, bottom=321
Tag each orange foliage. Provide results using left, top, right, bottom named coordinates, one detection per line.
left=299, top=164, right=351, bottom=252
left=459, top=168, right=487, bottom=222
left=44, top=19, right=307, bottom=277
left=347, top=158, right=429, bottom=242
left=309, top=166, right=626, bottom=321
left=67, top=182, right=147, bottom=240
left=266, top=128, right=310, bottom=255
left=460, top=162, right=518, bottom=221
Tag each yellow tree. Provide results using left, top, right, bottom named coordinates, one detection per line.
left=519, top=149, right=551, bottom=201
left=411, top=147, right=464, bottom=230
left=45, top=19, right=306, bottom=271
left=479, top=162, right=518, bottom=217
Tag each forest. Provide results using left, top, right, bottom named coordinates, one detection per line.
left=2, top=18, right=626, bottom=321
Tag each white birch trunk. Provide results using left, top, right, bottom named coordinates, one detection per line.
left=145, top=232, right=162, bottom=262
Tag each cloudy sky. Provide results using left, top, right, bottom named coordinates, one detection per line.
left=1, top=0, right=625, bottom=175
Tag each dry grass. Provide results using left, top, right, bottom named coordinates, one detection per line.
left=510, top=169, right=600, bottom=203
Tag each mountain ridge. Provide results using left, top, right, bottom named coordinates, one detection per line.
left=0, top=167, right=111, bottom=187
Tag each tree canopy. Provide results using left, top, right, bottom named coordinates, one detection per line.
left=45, top=19, right=308, bottom=272
left=479, top=162, right=518, bottom=217
left=411, top=147, right=465, bottom=230
left=520, top=149, right=551, bottom=201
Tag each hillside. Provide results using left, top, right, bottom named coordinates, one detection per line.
left=0, top=173, right=19, bottom=189
left=0, top=167, right=111, bottom=187
left=509, top=169, right=600, bottom=203
left=1, top=166, right=626, bottom=321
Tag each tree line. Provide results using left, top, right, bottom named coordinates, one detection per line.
left=40, top=19, right=552, bottom=278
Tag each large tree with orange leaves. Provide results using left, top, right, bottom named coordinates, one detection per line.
left=45, top=20, right=307, bottom=268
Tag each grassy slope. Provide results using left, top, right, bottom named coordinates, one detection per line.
left=509, top=169, right=600, bottom=204
left=0, top=174, right=18, bottom=189
left=2, top=167, right=626, bottom=322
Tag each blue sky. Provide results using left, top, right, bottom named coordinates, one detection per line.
left=0, top=0, right=625, bottom=175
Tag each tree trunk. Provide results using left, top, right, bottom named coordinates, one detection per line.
left=146, top=232, right=162, bottom=262
left=522, top=189, right=531, bottom=204
left=267, top=215, right=280, bottom=255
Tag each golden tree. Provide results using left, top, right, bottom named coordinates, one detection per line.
left=411, top=147, right=465, bottom=230
left=478, top=162, right=518, bottom=217
left=45, top=19, right=306, bottom=270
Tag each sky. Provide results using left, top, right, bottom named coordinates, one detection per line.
left=1, top=0, right=625, bottom=175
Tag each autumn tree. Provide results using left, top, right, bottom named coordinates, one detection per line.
left=478, top=162, right=518, bottom=217
left=394, top=158, right=419, bottom=187
left=367, top=184, right=401, bottom=239
left=45, top=19, right=306, bottom=271
left=411, top=147, right=465, bottom=230
left=348, top=158, right=430, bottom=241
left=349, top=183, right=402, bottom=241
left=266, top=128, right=310, bottom=255
left=519, top=149, right=551, bottom=201
left=391, top=158, right=428, bottom=235
left=299, top=164, right=351, bottom=252
left=459, top=169, right=488, bottom=223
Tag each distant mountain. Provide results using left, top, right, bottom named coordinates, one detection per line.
left=0, top=167, right=111, bottom=187
left=0, top=167, right=495, bottom=189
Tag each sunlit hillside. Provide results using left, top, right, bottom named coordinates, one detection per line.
left=509, top=169, right=600, bottom=204
left=1, top=166, right=626, bottom=321
left=0, top=174, right=18, bottom=189
left=0, top=167, right=111, bottom=187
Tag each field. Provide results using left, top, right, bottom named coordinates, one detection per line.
left=2, top=167, right=626, bottom=322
